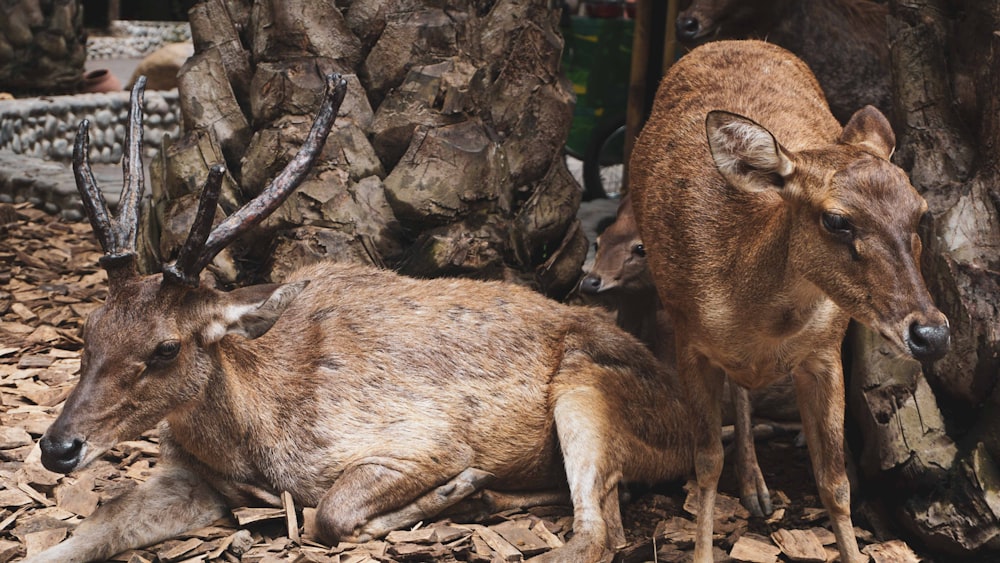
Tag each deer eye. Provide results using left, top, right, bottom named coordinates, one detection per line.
left=821, top=212, right=853, bottom=238
left=632, top=244, right=646, bottom=257
left=150, top=340, right=181, bottom=364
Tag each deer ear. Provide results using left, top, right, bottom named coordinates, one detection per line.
left=204, top=280, right=310, bottom=343
left=706, top=110, right=795, bottom=192
left=839, top=105, right=895, bottom=160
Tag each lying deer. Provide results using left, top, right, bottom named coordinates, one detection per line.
left=578, top=194, right=775, bottom=518
left=27, top=75, right=697, bottom=563
left=629, top=40, right=950, bottom=563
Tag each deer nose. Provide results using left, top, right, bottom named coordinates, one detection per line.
left=40, top=434, right=86, bottom=474
left=906, top=321, right=950, bottom=361
left=676, top=16, right=702, bottom=40
left=579, top=274, right=603, bottom=294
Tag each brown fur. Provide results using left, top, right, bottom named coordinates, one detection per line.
left=676, top=0, right=891, bottom=125
left=578, top=195, right=782, bottom=517
left=629, top=40, right=948, bottom=563
left=28, top=260, right=698, bottom=563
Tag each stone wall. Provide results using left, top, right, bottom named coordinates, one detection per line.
left=0, top=90, right=180, bottom=163
left=87, top=20, right=192, bottom=60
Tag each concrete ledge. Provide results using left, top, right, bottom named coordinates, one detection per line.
left=0, top=151, right=128, bottom=219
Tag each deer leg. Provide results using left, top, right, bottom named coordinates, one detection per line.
left=443, top=488, right=571, bottom=522
left=731, top=383, right=773, bottom=517
left=792, top=355, right=867, bottom=563
left=678, top=348, right=726, bottom=563
left=315, top=460, right=490, bottom=544
left=23, top=463, right=227, bottom=563
left=528, top=386, right=623, bottom=563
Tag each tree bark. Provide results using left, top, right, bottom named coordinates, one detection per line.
left=142, top=0, right=581, bottom=297
left=0, top=0, right=87, bottom=96
left=848, top=0, right=1000, bottom=555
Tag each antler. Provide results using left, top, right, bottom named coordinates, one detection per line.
left=162, top=73, right=348, bottom=286
left=73, top=76, right=148, bottom=276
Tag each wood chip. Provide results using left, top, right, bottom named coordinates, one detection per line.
left=10, top=303, right=38, bottom=322
left=771, top=528, right=827, bottom=562
left=282, top=491, right=300, bottom=545
left=0, top=488, right=34, bottom=508
left=16, top=355, right=53, bottom=369
left=529, top=521, right=564, bottom=549
left=0, top=426, right=33, bottom=449
left=800, top=507, right=828, bottom=523
left=233, top=506, right=285, bottom=526
left=810, top=527, right=836, bottom=546
left=157, top=537, right=203, bottom=561
left=471, top=524, right=523, bottom=561
left=17, top=482, right=54, bottom=507
left=23, top=527, right=67, bottom=557
left=55, top=474, right=100, bottom=517
left=654, top=516, right=697, bottom=546
left=682, top=480, right=750, bottom=521
left=862, top=540, right=921, bottom=563
left=491, top=520, right=549, bottom=557
left=385, top=527, right=437, bottom=544
left=730, top=534, right=781, bottom=563
left=0, top=539, right=21, bottom=563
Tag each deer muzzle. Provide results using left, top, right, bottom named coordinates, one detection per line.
left=39, top=433, right=87, bottom=474
left=905, top=317, right=950, bottom=361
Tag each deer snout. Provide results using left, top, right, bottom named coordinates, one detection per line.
left=904, top=314, right=950, bottom=362
left=579, top=273, right=606, bottom=294
left=39, top=433, right=87, bottom=474
left=676, top=16, right=703, bottom=41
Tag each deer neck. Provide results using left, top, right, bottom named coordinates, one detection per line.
left=163, top=339, right=286, bottom=478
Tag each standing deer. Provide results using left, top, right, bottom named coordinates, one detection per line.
left=26, top=75, right=699, bottom=563
left=629, top=40, right=950, bottom=563
left=578, top=194, right=776, bottom=518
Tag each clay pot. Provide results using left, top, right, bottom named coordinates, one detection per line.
left=81, top=69, right=123, bottom=93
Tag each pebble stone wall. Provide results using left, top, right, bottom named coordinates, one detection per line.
left=87, top=20, right=192, bottom=60
left=0, top=90, right=180, bottom=163
left=0, top=22, right=189, bottom=215
left=0, top=21, right=189, bottom=164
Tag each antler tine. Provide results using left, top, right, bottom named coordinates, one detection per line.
left=162, top=164, right=225, bottom=286
left=116, top=76, right=147, bottom=258
left=72, top=120, right=114, bottom=254
left=180, top=73, right=348, bottom=281
left=72, top=77, right=148, bottom=274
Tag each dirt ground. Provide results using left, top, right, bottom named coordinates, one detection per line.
left=0, top=203, right=924, bottom=562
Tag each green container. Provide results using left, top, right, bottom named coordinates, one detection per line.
left=561, top=16, right=634, bottom=157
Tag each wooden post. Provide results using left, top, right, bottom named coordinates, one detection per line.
left=623, top=0, right=652, bottom=192
left=623, top=0, right=679, bottom=193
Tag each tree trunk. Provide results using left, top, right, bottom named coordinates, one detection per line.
left=849, top=0, right=1000, bottom=555
left=0, top=0, right=87, bottom=96
left=141, top=0, right=583, bottom=299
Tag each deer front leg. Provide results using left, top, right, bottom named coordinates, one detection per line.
left=23, top=463, right=228, bottom=563
left=678, top=348, right=727, bottom=563
left=731, top=382, right=773, bottom=517
left=792, top=355, right=868, bottom=563
left=315, top=456, right=487, bottom=544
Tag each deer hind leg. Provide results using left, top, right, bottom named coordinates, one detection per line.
left=792, top=354, right=866, bottom=563
left=24, top=463, right=228, bottom=563
left=528, top=385, right=623, bottom=563
left=315, top=458, right=492, bottom=544
left=731, top=383, right=773, bottom=517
